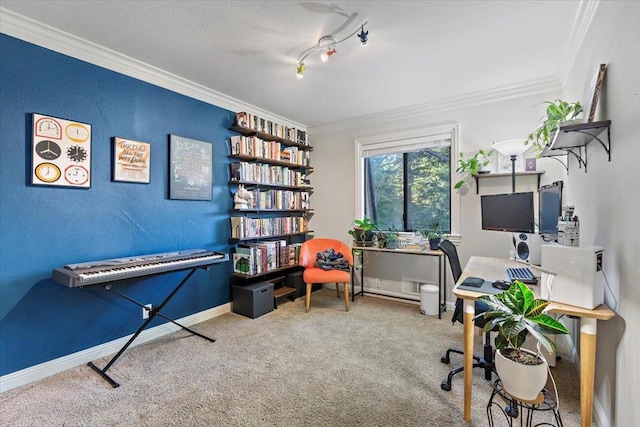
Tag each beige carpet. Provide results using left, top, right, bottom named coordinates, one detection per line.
left=0, top=289, right=585, bottom=426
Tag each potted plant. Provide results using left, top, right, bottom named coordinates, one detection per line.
left=526, top=99, right=583, bottom=154
left=375, top=231, right=387, bottom=248
left=423, top=221, right=443, bottom=250
left=384, top=227, right=400, bottom=249
left=474, top=281, right=569, bottom=401
left=348, top=217, right=377, bottom=247
left=454, top=149, right=494, bottom=189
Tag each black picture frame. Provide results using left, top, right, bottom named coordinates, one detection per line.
left=169, top=135, right=212, bottom=200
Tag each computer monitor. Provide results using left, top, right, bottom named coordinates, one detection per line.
left=481, top=191, right=535, bottom=233
left=539, top=181, right=563, bottom=237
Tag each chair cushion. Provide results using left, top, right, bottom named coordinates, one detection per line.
left=303, top=267, right=350, bottom=284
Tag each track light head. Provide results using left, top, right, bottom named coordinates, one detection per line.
left=321, top=47, right=337, bottom=62
left=358, top=26, right=368, bottom=46
left=296, top=62, right=305, bottom=79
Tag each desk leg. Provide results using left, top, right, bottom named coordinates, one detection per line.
left=360, top=251, right=364, bottom=298
left=463, top=298, right=475, bottom=421
left=351, top=249, right=355, bottom=302
left=438, top=256, right=442, bottom=319
left=580, top=317, right=597, bottom=427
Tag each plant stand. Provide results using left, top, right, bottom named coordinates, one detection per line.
left=487, top=379, right=563, bottom=427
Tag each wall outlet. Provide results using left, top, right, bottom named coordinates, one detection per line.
left=142, top=304, right=152, bottom=319
left=375, top=278, right=381, bottom=288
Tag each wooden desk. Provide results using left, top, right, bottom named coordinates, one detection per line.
left=352, top=246, right=446, bottom=318
left=453, top=256, right=615, bottom=427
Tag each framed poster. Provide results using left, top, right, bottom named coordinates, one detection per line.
left=583, top=63, right=607, bottom=123
left=32, top=113, right=92, bottom=188
left=169, top=135, right=212, bottom=200
left=113, top=137, right=151, bottom=183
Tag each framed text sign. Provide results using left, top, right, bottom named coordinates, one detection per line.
left=31, top=113, right=92, bottom=188
left=169, top=135, right=212, bottom=200
left=113, top=137, right=151, bottom=183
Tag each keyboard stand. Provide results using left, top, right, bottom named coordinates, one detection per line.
left=87, top=266, right=215, bottom=388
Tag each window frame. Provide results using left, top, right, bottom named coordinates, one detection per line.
left=354, top=124, right=461, bottom=244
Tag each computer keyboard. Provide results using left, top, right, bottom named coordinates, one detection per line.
left=506, top=267, right=538, bottom=284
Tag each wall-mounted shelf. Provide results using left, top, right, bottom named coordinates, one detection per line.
left=230, top=209, right=314, bottom=214
left=229, top=180, right=313, bottom=191
left=230, top=124, right=313, bottom=151
left=229, top=154, right=314, bottom=172
left=229, top=231, right=313, bottom=243
left=232, top=265, right=301, bottom=280
left=541, top=120, right=611, bottom=173
left=473, top=171, right=545, bottom=194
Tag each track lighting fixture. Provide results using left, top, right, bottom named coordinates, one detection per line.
left=295, top=21, right=368, bottom=78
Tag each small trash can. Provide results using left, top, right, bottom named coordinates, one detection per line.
left=420, top=284, right=439, bottom=315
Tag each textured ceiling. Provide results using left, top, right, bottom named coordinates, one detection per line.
left=1, top=1, right=581, bottom=128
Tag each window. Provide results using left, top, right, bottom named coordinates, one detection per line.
left=355, top=124, right=460, bottom=238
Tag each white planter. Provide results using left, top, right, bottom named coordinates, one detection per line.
left=495, top=348, right=548, bottom=401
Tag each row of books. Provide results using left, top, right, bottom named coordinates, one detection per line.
left=230, top=162, right=308, bottom=187
left=230, top=135, right=310, bottom=166
left=235, top=112, right=309, bottom=146
left=246, top=189, right=311, bottom=210
left=230, top=216, right=308, bottom=239
left=232, top=241, right=303, bottom=276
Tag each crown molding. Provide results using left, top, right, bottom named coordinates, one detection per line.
left=0, top=8, right=305, bottom=130
left=308, top=76, right=562, bottom=134
left=556, top=0, right=600, bottom=85
left=2, top=1, right=599, bottom=135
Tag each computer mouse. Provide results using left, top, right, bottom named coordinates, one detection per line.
left=492, top=280, right=511, bottom=290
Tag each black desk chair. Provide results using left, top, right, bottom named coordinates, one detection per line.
left=438, top=239, right=496, bottom=391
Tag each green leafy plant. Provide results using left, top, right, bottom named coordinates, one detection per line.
left=474, top=281, right=569, bottom=364
left=454, top=149, right=493, bottom=189
left=382, top=227, right=400, bottom=249
left=348, top=217, right=378, bottom=246
left=423, top=220, right=442, bottom=240
left=526, top=99, right=583, bottom=154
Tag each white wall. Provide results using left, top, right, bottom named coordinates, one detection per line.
left=310, top=92, right=563, bottom=295
left=310, top=2, right=639, bottom=425
left=559, top=2, right=640, bottom=426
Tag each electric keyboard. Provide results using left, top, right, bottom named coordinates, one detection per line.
left=52, top=249, right=228, bottom=288
left=506, top=267, right=538, bottom=285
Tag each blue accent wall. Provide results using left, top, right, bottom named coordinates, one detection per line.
left=0, top=34, right=234, bottom=375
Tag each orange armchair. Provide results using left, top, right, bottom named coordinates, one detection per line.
left=299, top=238, right=353, bottom=312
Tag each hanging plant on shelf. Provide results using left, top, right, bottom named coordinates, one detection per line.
left=526, top=99, right=583, bottom=154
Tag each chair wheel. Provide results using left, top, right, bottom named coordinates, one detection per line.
left=441, top=356, right=450, bottom=364
left=441, top=381, right=451, bottom=391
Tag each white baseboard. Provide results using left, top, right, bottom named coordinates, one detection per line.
left=0, top=303, right=230, bottom=393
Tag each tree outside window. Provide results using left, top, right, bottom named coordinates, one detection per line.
left=365, top=146, right=451, bottom=233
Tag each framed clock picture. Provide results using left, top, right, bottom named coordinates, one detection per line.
left=31, top=113, right=92, bottom=188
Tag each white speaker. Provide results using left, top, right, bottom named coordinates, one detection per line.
left=511, top=233, right=542, bottom=265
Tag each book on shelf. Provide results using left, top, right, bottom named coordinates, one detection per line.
left=235, top=112, right=248, bottom=128
left=233, top=252, right=253, bottom=275
left=404, top=242, right=427, bottom=251
left=233, top=240, right=302, bottom=275
left=234, top=111, right=309, bottom=147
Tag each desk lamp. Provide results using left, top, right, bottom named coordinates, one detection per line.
left=492, top=139, right=529, bottom=193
